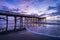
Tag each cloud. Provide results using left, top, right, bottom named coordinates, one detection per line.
left=0, top=0, right=60, bottom=16
left=0, top=1, right=16, bottom=9
left=0, top=6, right=9, bottom=11
left=40, top=14, right=46, bottom=16
left=46, top=4, right=60, bottom=17
left=47, top=6, right=56, bottom=10
left=0, top=0, right=20, bottom=12
left=6, top=0, right=36, bottom=5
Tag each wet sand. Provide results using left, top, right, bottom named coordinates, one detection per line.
left=0, top=30, right=60, bottom=40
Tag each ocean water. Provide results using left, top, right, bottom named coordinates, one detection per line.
left=1, top=20, right=60, bottom=38
left=25, top=20, right=60, bottom=38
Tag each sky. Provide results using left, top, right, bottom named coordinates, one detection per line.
left=0, top=0, right=60, bottom=17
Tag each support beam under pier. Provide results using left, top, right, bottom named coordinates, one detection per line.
left=6, top=16, right=8, bottom=31
left=20, top=17, right=23, bottom=29
left=14, top=16, right=17, bottom=30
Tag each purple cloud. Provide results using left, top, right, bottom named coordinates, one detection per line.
left=47, top=4, right=60, bottom=16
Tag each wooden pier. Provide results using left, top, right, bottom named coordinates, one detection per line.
left=0, top=10, right=46, bottom=33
